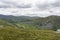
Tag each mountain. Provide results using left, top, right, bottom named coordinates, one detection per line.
left=0, top=15, right=41, bottom=29
left=0, top=15, right=60, bottom=31
left=32, top=15, right=60, bottom=30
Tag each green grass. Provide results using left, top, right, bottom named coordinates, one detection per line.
left=0, top=27, right=59, bottom=40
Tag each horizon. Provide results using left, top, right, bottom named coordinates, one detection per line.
left=0, top=14, right=60, bottom=18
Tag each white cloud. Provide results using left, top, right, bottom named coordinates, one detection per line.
left=0, top=0, right=60, bottom=17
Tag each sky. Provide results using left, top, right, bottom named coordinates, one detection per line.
left=0, top=0, right=60, bottom=17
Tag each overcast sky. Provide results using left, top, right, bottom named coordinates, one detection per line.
left=0, top=0, right=60, bottom=17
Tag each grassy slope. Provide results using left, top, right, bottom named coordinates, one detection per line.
left=0, top=28, right=60, bottom=40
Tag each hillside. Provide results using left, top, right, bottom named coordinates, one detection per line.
left=0, top=15, right=60, bottom=30
left=32, top=15, right=60, bottom=30
left=0, top=28, right=59, bottom=40
left=0, top=15, right=60, bottom=40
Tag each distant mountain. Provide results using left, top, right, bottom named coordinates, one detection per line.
left=32, top=15, right=60, bottom=30
left=0, top=15, right=41, bottom=29
left=0, top=15, right=60, bottom=31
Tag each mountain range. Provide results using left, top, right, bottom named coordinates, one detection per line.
left=0, top=14, right=60, bottom=31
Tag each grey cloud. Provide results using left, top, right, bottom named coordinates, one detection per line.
left=52, top=1, right=60, bottom=7
left=36, top=0, right=60, bottom=10
left=16, top=4, right=32, bottom=8
left=0, top=1, right=15, bottom=8
left=0, top=0, right=32, bottom=8
left=36, top=3, right=51, bottom=10
left=0, top=4, right=12, bottom=8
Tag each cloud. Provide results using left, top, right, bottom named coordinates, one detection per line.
left=0, top=0, right=60, bottom=17
left=16, top=4, right=32, bottom=8
left=52, top=0, right=60, bottom=7
left=0, top=0, right=32, bottom=8
left=36, top=3, right=50, bottom=10
left=36, top=0, right=60, bottom=10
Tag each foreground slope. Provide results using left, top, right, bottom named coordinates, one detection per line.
left=0, top=28, right=60, bottom=40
